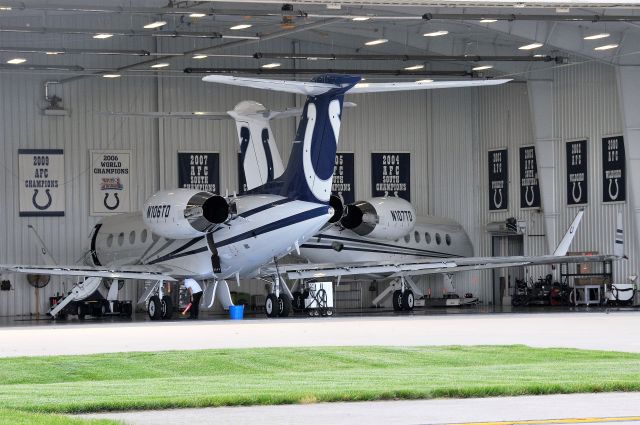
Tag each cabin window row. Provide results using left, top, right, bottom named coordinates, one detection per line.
left=105, top=229, right=156, bottom=248
left=403, top=231, right=452, bottom=246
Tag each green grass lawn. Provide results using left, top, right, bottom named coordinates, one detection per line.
left=0, top=409, right=120, bottom=425
left=1, top=345, right=640, bottom=415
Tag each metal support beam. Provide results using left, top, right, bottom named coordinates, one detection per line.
left=527, top=79, right=558, bottom=254
left=616, top=66, right=640, bottom=256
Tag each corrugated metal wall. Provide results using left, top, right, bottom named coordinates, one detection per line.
left=0, top=36, right=636, bottom=315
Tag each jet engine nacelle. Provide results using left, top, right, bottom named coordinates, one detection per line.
left=143, top=189, right=231, bottom=240
left=340, top=197, right=416, bottom=240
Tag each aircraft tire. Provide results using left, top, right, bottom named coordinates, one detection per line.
left=401, top=290, right=414, bottom=311
left=148, top=296, right=162, bottom=321
left=392, top=290, right=403, bottom=311
left=161, top=296, right=173, bottom=320
left=278, top=295, right=291, bottom=318
left=265, top=293, right=279, bottom=318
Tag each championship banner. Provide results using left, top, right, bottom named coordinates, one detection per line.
left=332, top=152, right=355, bottom=204
left=566, top=140, right=588, bottom=205
left=90, top=150, right=133, bottom=216
left=519, top=146, right=541, bottom=209
left=371, top=152, right=410, bottom=201
left=18, top=149, right=65, bottom=217
left=177, top=151, right=219, bottom=194
left=488, top=149, right=508, bottom=211
left=602, top=136, right=626, bottom=203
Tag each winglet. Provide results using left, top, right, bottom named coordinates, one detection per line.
left=552, top=209, right=584, bottom=256
left=614, top=211, right=625, bottom=258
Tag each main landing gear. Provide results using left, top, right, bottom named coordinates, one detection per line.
left=140, top=280, right=175, bottom=321
left=264, top=257, right=292, bottom=318
left=392, top=288, right=415, bottom=312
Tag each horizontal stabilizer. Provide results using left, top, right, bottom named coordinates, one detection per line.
left=100, top=111, right=231, bottom=119
left=553, top=209, right=584, bottom=256
left=348, top=79, right=511, bottom=93
left=203, top=74, right=511, bottom=95
left=202, top=75, right=340, bottom=96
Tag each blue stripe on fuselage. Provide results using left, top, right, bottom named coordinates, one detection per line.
left=314, top=233, right=457, bottom=258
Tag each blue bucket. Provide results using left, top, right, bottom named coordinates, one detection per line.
left=229, top=305, right=244, bottom=320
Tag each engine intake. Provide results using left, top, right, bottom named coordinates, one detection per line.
left=340, top=197, right=416, bottom=240
left=144, top=189, right=231, bottom=240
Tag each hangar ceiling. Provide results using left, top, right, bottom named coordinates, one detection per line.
left=0, top=0, right=639, bottom=83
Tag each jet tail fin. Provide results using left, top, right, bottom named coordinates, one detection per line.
left=614, top=211, right=625, bottom=258
left=27, top=225, right=58, bottom=266
left=552, top=209, right=584, bottom=256
left=228, top=101, right=285, bottom=192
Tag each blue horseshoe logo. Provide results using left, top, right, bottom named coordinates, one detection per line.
left=32, top=189, right=52, bottom=210
left=104, top=192, right=120, bottom=210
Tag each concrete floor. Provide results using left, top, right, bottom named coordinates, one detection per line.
left=2, top=310, right=640, bottom=357
left=83, top=393, right=640, bottom=425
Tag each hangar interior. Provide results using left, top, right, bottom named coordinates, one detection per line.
left=0, top=0, right=638, bottom=317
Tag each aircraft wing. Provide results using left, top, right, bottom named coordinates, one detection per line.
left=272, top=209, right=626, bottom=280
left=0, top=264, right=177, bottom=281
left=275, top=253, right=618, bottom=280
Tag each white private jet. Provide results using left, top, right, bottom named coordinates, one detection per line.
left=212, top=76, right=626, bottom=313
left=2, top=74, right=513, bottom=319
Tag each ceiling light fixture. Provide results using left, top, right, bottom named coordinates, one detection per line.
left=102, top=74, right=121, bottom=78
left=143, top=21, right=167, bottom=29
left=193, top=54, right=207, bottom=59
left=472, top=65, right=493, bottom=71
left=404, top=64, right=425, bottom=70
left=365, top=38, right=388, bottom=46
left=0, top=6, right=12, bottom=10
left=189, top=13, right=206, bottom=18
left=480, top=19, right=498, bottom=23
left=46, top=51, right=63, bottom=55
left=519, top=42, right=544, bottom=50
left=416, top=79, right=434, bottom=83
left=594, top=44, right=619, bottom=50
left=261, top=62, right=281, bottom=68
left=584, top=33, right=610, bottom=40
left=7, top=58, right=26, bottom=64
left=151, top=63, right=169, bottom=68
left=194, top=112, right=206, bottom=115
left=352, top=17, right=370, bottom=21
left=355, top=83, right=369, bottom=88
left=533, top=54, right=545, bottom=57
left=230, top=24, right=252, bottom=30
left=423, top=30, right=449, bottom=37
left=93, top=33, right=113, bottom=39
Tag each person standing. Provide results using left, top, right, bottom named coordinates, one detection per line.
left=183, top=278, right=203, bottom=320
